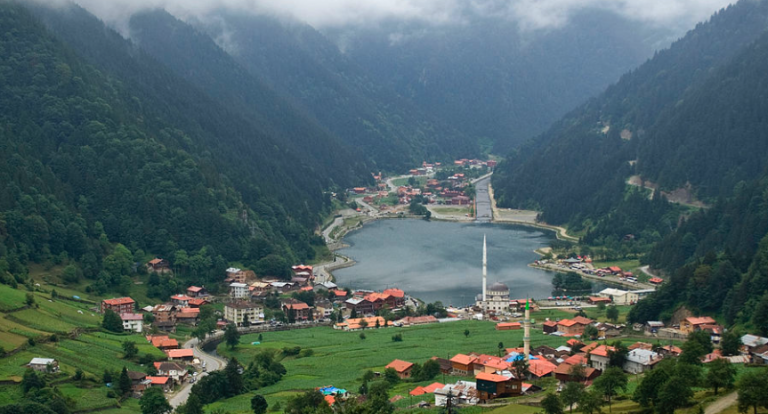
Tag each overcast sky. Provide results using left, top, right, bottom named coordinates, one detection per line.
left=45, top=0, right=736, bottom=31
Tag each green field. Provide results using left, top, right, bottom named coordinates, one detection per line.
left=0, top=284, right=30, bottom=312
left=209, top=320, right=567, bottom=413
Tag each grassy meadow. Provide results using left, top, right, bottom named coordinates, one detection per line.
left=210, top=320, right=566, bottom=412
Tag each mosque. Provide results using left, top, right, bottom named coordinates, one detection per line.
left=475, top=235, right=511, bottom=313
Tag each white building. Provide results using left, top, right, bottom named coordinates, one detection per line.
left=120, top=313, right=144, bottom=333
left=28, top=358, right=58, bottom=372
left=224, top=301, right=262, bottom=326
left=229, top=282, right=249, bottom=299
left=598, top=288, right=639, bottom=305
left=476, top=282, right=511, bottom=313
left=623, top=349, right=661, bottom=374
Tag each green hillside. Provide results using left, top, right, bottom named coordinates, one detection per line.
left=492, top=0, right=768, bottom=249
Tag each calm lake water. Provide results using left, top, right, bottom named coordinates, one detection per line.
left=333, top=219, right=560, bottom=307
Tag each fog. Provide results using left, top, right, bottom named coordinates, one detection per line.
left=36, top=0, right=735, bottom=32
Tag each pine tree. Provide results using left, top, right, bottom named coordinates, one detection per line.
left=119, top=366, right=132, bottom=396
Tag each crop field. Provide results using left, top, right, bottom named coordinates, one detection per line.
left=0, top=285, right=29, bottom=312
left=211, top=320, right=567, bottom=412
left=9, top=308, right=79, bottom=333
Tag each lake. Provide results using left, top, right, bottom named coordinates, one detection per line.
left=333, top=219, right=561, bottom=307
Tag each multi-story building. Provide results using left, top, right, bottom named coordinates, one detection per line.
left=224, top=301, right=262, bottom=326
left=101, top=297, right=135, bottom=315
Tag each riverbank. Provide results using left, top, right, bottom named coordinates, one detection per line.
left=488, top=181, right=579, bottom=242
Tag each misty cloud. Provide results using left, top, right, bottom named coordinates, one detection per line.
left=48, top=0, right=734, bottom=31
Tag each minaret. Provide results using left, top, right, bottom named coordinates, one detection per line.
left=524, top=299, right=531, bottom=360
left=482, top=235, right=487, bottom=302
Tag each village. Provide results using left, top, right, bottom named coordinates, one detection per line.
left=17, top=239, right=768, bottom=414
left=8, top=163, right=764, bottom=413
left=343, top=159, right=496, bottom=221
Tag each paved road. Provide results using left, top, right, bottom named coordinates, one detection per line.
left=169, top=335, right=227, bottom=408
left=705, top=391, right=738, bottom=414
left=474, top=175, right=492, bottom=223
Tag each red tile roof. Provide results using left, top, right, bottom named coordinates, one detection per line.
left=383, top=288, right=405, bottom=298
left=188, top=298, right=208, bottom=306
left=566, top=339, right=583, bottom=346
left=385, top=359, right=414, bottom=373
left=476, top=372, right=510, bottom=382
left=686, top=316, right=717, bottom=325
left=103, top=297, right=135, bottom=306
left=450, top=354, right=477, bottom=366
left=152, top=337, right=178, bottom=348
left=528, top=359, right=557, bottom=377
left=148, top=258, right=164, bottom=265
left=589, top=345, right=616, bottom=358
left=423, top=382, right=445, bottom=393
left=171, top=294, right=193, bottom=301
left=563, top=353, right=587, bottom=366
left=410, top=386, right=426, bottom=396
left=332, top=290, right=348, bottom=297
left=496, top=322, right=522, bottom=330
left=580, top=342, right=599, bottom=353
left=324, top=395, right=335, bottom=406
left=147, top=376, right=170, bottom=385
left=284, top=301, right=310, bottom=310
left=166, top=349, right=194, bottom=358
left=543, top=321, right=558, bottom=327
left=187, top=286, right=203, bottom=293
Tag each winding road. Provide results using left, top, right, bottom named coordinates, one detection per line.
left=169, top=335, right=227, bottom=408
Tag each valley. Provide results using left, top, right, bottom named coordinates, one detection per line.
left=3, top=0, right=768, bottom=414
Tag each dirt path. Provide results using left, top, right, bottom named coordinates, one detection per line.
left=705, top=391, right=738, bottom=414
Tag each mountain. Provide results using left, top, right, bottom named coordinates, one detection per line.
left=192, top=11, right=479, bottom=171
left=492, top=0, right=768, bottom=243
left=0, top=1, right=363, bottom=294
left=331, top=9, right=677, bottom=153
left=628, top=31, right=768, bottom=329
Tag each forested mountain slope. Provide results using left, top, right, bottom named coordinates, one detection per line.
left=196, top=12, right=479, bottom=171
left=0, top=2, right=350, bottom=292
left=631, top=32, right=768, bottom=326
left=492, top=0, right=768, bottom=238
left=332, top=9, right=675, bottom=153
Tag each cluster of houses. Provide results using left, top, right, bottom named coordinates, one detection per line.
left=102, top=286, right=210, bottom=334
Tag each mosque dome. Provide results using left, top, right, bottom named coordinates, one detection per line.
left=488, top=282, right=509, bottom=292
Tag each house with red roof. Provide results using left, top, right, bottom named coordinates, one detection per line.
left=146, top=258, right=172, bottom=274
left=588, top=345, right=616, bottom=371
left=557, top=316, right=594, bottom=336
left=101, top=297, right=135, bottom=315
left=147, top=376, right=172, bottom=392
left=149, top=335, right=179, bottom=350
left=385, top=359, right=414, bottom=379
left=282, top=299, right=312, bottom=321
left=186, top=286, right=206, bottom=297
left=166, top=348, right=194, bottom=361
left=450, top=354, right=477, bottom=375
left=543, top=320, right=558, bottom=334
left=473, top=355, right=510, bottom=374
left=496, top=322, right=522, bottom=331
left=681, top=316, right=718, bottom=335
left=187, top=297, right=209, bottom=308
left=476, top=372, right=522, bottom=400
left=554, top=361, right=600, bottom=384
left=527, top=358, right=558, bottom=378
left=170, top=294, right=192, bottom=307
